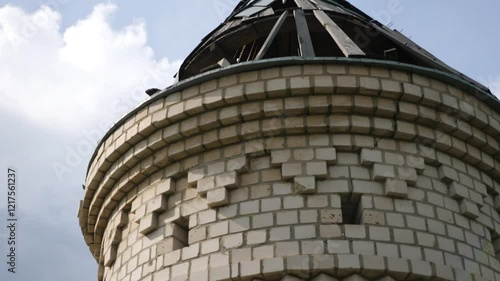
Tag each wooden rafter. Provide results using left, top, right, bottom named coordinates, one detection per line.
left=313, top=10, right=365, bottom=57
left=293, top=9, right=315, bottom=57
left=255, top=11, right=290, bottom=60
left=294, top=0, right=316, bottom=10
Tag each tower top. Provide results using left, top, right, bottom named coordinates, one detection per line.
left=175, top=0, right=495, bottom=102
left=228, top=0, right=371, bottom=23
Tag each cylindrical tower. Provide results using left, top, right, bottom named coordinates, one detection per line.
left=79, top=1, right=500, bottom=281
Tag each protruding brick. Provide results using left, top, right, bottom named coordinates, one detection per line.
left=315, top=148, right=337, bottom=164
left=227, top=156, right=248, bottom=172
left=294, top=176, right=316, bottom=194
left=361, top=149, right=382, bottom=166
left=156, top=178, right=175, bottom=195
left=116, top=211, right=128, bottom=228
left=139, top=213, right=158, bottom=235
left=385, top=179, right=408, bottom=198
left=134, top=204, right=146, bottom=223
left=372, top=164, right=395, bottom=181
left=197, top=176, right=215, bottom=196
left=438, top=165, right=459, bottom=183
left=188, top=168, right=204, bottom=186
left=147, top=195, right=167, bottom=213
left=282, top=163, right=303, bottom=179
left=336, top=75, right=357, bottom=93
left=216, top=171, right=237, bottom=188
left=271, top=150, right=291, bottom=166
left=395, top=121, right=416, bottom=140
left=397, top=167, right=417, bottom=186
left=402, top=83, right=422, bottom=102
left=207, top=188, right=229, bottom=208
left=459, top=199, right=479, bottom=219
left=494, top=196, right=500, bottom=212
left=449, top=182, right=469, bottom=200
left=406, top=155, right=425, bottom=173
left=306, top=161, right=328, bottom=178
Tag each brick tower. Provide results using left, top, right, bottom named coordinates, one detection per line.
left=78, top=1, right=500, bottom=281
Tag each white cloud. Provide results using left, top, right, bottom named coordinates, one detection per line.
left=0, top=3, right=181, bottom=133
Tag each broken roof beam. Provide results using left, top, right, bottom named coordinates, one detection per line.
left=294, top=10, right=315, bottom=57
left=199, top=58, right=231, bottom=73
left=255, top=11, right=290, bottom=60
left=210, top=43, right=237, bottom=64
left=313, top=10, right=365, bottom=57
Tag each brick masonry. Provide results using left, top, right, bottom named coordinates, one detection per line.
left=79, top=64, right=500, bottom=281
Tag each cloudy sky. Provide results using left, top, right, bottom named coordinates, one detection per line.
left=0, top=0, right=499, bottom=280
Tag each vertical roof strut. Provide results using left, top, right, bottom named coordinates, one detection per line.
left=294, top=10, right=315, bottom=57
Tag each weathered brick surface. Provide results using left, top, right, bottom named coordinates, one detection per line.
left=80, top=64, right=500, bottom=281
